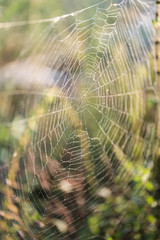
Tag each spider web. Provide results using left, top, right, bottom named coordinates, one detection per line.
left=0, top=0, right=158, bottom=239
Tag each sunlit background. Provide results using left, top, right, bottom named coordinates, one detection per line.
left=0, top=1, right=160, bottom=240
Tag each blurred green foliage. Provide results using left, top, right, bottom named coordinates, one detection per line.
left=0, top=1, right=160, bottom=240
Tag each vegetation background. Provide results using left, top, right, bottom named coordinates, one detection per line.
left=0, top=1, right=160, bottom=240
